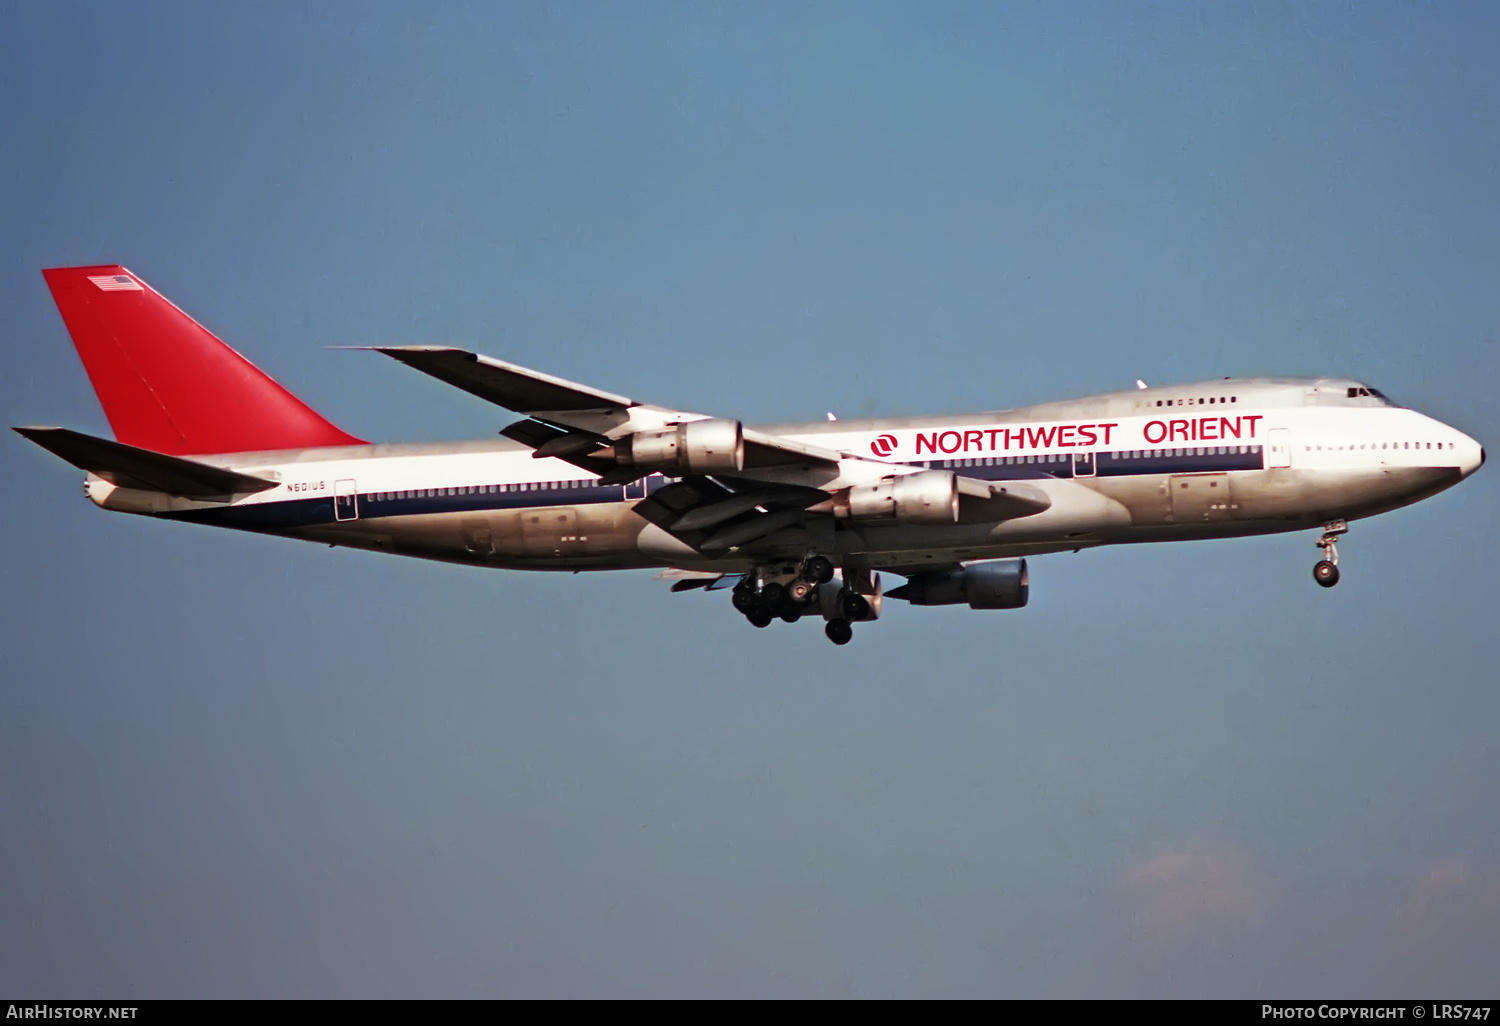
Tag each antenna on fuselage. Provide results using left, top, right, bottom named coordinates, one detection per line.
left=1135, top=379, right=1148, bottom=390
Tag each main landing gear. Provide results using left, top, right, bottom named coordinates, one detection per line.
left=1313, top=519, right=1347, bottom=588
left=825, top=619, right=853, bottom=646
left=732, top=556, right=836, bottom=631
left=822, top=589, right=870, bottom=647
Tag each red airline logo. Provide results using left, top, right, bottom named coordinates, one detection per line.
left=892, top=416, right=1263, bottom=456
left=915, top=422, right=1119, bottom=455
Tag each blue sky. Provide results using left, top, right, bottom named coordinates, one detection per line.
left=2, top=2, right=1497, bottom=997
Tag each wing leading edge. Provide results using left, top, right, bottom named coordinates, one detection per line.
left=367, top=345, right=845, bottom=473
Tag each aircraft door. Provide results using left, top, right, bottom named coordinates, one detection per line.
left=461, top=518, right=494, bottom=557
left=1071, top=451, right=1096, bottom=477
left=522, top=507, right=581, bottom=557
left=334, top=479, right=359, bottom=521
left=1267, top=429, right=1293, bottom=469
left=1169, top=474, right=1235, bottom=522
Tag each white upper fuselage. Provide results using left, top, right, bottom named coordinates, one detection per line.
left=85, top=376, right=1485, bottom=574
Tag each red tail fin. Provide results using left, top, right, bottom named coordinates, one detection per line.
left=42, top=265, right=365, bottom=455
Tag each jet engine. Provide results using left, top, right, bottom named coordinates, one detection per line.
left=888, top=559, right=1029, bottom=609
left=614, top=418, right=745, bottom=474
left=847, top=470, right=959, bottom=524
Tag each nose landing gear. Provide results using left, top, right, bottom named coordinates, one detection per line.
left=1313, top=519, right=1347, bottom=588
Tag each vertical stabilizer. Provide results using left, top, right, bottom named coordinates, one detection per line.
left=42, top=265, right=365, bottom=455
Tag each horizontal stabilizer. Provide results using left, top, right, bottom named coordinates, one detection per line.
left=14, top=427, right=278, bottom=499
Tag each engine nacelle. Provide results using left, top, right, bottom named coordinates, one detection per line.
left=892, top=559, right=1029, bottom=609
left=847, top=470, right=959, bottom=524
left=617, top=418, right=745, bottom=474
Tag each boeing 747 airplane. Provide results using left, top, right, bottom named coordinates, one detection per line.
left=16, top=266, right=1485, bottom=645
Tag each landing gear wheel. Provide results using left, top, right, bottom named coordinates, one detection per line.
left=788, top=580, right=814, bottom=604
left=805, top=556, right=835, bottom=584
left=840, top=592, right=870, bottom=621
left=1313, top=519, right=1347, bottom=589
left=731, top=589, right=758, bottom=614
left=778, top=604, right=803, bottom=623
left=825, top=619, right=853, bottom=646
left=746, top=606, right=774, bottom=628
left=760, top=582, right=787, bottom=606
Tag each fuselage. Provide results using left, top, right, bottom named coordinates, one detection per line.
left=84, top=376, right=1485, bottom=574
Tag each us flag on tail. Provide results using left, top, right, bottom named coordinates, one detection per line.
left=87, top=273, right=143, bottom=291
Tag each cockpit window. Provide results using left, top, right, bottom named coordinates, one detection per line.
left=1345, top=385, right=1397, bottom=406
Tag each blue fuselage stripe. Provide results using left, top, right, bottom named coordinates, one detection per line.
left=931, top=444, right=1265, bottom=479
left=163, top=447, right=1267, bottom=532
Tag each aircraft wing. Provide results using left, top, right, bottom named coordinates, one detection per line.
left=954, top=477, right=1052, bottom=522
left=368, top=346, right=844, bottom=472
left=372, top=346, right=636, bottom=416
left=369, top=347, right=1050, bottom=555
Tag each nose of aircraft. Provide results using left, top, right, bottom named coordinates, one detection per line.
left=1460, top=433, right=1485, bottom=477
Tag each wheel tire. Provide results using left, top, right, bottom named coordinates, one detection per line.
left=761, top=582, right=786, bottom=606
left=825, top=619, right=853, bottom=646
left=841, top=592, right=871, bottom=621
left=731, top=589, right=758, bottom=613
left=788, top=580, right=814, bottom=604
left=778, top=604, right=803, bottom=624
left=1313, top=560, right=1340, bottom=588
left=806, top=556, right=835, bottom=584
left=747, top=606, right=774, bottom=628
